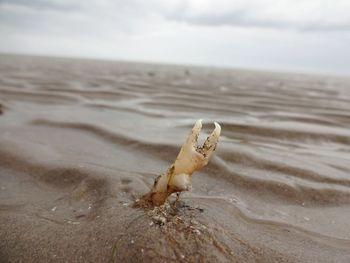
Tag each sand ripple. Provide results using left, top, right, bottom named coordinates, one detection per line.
left=1, top=54, right=350, bottom=262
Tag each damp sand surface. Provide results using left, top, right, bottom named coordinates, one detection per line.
left=0, top=54, right=350, bottom=262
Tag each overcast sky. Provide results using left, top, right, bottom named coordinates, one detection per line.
left=0, top=0, right=349, bottom=75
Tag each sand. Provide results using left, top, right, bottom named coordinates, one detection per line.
left=0, top=54, right=350, bottom=262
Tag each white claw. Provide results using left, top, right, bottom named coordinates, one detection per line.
left=148, top=120, right=221, bottom=206
left=185, top=119, right=203, bottom=148
left=200, top=122, right=221, bottom=161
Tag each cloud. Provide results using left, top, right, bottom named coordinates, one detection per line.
left=0, top=0, right=175, bottom=37
left=2, top=0, right=350, bottom=35
left=166, top=0, right=350, bottom=31
left=0, top=0, right=78, bottom=11
left=0, top=0, right=349, bottom=74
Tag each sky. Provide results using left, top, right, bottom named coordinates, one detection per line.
left=0, top=0, right=350, bottom=75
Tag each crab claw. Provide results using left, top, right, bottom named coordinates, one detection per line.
left=146, top=120, right=221, bottom=206
left=198, top=122, right=221, bottom=161
left=173, top=120, right=221, bottom=175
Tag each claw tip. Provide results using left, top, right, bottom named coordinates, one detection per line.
left=213, top=122, right=221, bottom=136
left=193, top=119, right=203, bottom=130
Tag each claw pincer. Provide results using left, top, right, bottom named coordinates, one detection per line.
left=146, top=120, right=221, bottom=206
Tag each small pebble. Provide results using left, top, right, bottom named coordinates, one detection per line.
left=190, top=219, right=198, bottom=225
left=153, top=215, right=166, bottom=225
left=194, top=229, right=201, bottom=235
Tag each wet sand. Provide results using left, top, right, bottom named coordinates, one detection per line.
left=0, top=54, right=350, bottom=262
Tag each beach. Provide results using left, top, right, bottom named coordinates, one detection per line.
left=0, top=54, right=350, bottom=262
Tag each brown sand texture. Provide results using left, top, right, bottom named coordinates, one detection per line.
left=0, top=54, right=350, bottom=262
